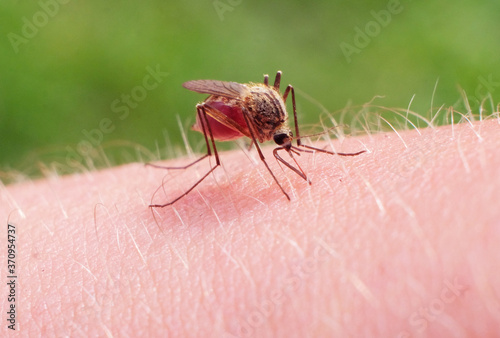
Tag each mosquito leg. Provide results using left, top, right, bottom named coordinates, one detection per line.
left=149, top=104, right=221, bottom=208
left=283, top=85, right=291, bottom=101
left=284, top=85, right=366, bottom=156
left=146, top=104, right=220, bottom=171
left=289, top=86, right=303, bottom=147
left=241, top=107, right=291, bottom=201
left=145, top=155, right=208, bottom=170
left=281, top=84, right=301, bottom=145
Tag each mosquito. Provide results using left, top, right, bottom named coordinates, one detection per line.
left=148, top=71, right=365, bottom=207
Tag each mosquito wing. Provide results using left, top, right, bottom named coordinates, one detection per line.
left=183, top=80, right=250, bottom=100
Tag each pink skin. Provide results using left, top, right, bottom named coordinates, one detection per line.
left=1, top=119, right=500, bottom=336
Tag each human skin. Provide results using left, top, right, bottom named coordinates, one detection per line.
left=1, top=118, right=500, bottom=337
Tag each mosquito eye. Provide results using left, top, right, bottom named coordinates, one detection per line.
left=273, top=133, right=289, bottom=145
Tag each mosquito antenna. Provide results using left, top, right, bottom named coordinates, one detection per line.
left=273, top=71, right=282, bottom=90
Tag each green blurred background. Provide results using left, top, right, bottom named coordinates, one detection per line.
left=1, top=0, right=499, bottom=179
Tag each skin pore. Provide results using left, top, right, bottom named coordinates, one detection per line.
left=1, top=117, right=499, bottom=336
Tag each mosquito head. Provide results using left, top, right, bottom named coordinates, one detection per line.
left=273, top=130, right=293, bottom=149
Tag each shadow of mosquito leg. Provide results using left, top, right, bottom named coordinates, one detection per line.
left=149, top=104, right=221, bottom=208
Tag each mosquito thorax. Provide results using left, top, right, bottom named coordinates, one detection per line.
left=245, top=85, right=289, bottom=142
